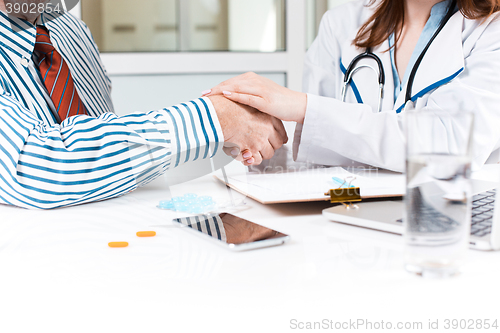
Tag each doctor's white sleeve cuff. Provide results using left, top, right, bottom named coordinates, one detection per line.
left=293, top=93, right=323, bottom=163
left=163, top=97, right=224, bottom=169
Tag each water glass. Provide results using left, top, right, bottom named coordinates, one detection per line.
left=404, top=110, right=474, bottom=278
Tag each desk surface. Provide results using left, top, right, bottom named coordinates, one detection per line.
left=1, top=166, right=500, bottom=333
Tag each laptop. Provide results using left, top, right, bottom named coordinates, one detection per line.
left=322, top=180, right=500, bottom=251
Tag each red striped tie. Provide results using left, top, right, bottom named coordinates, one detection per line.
left=35, top=26, right=87, bottom=122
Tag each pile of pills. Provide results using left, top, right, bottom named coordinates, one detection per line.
left=158, top=193, right=216, bottom=214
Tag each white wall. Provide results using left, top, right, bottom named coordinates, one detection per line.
left=109, top=72, right=296, bottom=144
left=109, top=72, right=286, bottom=115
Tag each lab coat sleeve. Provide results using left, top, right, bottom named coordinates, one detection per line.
left=295, top=95, right=405, bottom=172
left=294, top=9, right=406, bottom=172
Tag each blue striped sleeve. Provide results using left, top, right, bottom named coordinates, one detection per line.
left=0, top=95, right=223, bottom=209
left=164, top=97, right=223, bottom=168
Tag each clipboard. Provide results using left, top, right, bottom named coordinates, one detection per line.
left=214, top=167, right=405, bottom=204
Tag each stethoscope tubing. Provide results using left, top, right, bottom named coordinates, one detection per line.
left=341, top=64, right=384, bottom=113
left=342, top=47, right=385, bottom=113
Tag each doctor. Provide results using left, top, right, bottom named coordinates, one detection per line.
left=205, top=0, right=500, bottom=172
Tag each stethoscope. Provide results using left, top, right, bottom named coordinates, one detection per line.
left=341, top=0, right=457, bottom=112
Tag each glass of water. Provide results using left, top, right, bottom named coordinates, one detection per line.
left=404, top=109, right=474, bottom=278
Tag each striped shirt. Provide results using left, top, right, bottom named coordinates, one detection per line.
left=0, top=11, right=223, bottom=209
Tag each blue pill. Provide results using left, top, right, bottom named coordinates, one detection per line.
left=184, top=193, right=198, bottom=199
left=159, top=200, right=174, bottom=209
left=178, top=204, right=191, bottom=212
left=172, top=196, right=186, bottom=203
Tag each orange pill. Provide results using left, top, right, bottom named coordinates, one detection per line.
left=136, top=231, right=156, bottom=237
left=108, top=242, right=129, bottom=248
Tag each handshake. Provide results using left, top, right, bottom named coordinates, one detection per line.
left=209, top=95, right=287, bottom=166
left=207, top=72, right=308, bottom=166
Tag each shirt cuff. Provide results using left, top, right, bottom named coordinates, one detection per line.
left=293, top=93, right=320, bottom=162
left=201, top=96, right=224, bottom=143
left=167, top=97, right=224, bottom=168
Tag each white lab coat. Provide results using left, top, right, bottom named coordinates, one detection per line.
left=294, top=0, right=500, bottom=172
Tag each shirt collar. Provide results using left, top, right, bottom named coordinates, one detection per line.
left=431, top=0, right=453, bottom=17
left=0, top=10, right=49, bottom=61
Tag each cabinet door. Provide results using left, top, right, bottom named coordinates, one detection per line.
left=102, top=0, right=178, bottom=52
left=186, top=0, right=228, bottom=51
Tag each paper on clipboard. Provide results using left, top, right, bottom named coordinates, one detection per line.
left=214, top=167, right=405, bottom=204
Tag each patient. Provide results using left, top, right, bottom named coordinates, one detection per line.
left=0, top=1, right=287, bottom=209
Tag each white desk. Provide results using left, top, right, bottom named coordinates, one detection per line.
left=1, top=167, right=500, bottom=333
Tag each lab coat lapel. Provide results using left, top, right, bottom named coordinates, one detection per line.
left=394, top=12, right=465, bottom=112
left=340, top=39, right=395, bottom=112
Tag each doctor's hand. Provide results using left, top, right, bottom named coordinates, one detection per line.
left=208, top=95, right=288, bottom=166
left=204, top=72, right=308, bottom=124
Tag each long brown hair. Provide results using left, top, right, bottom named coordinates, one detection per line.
left=353, top=0, right=500, bottom=49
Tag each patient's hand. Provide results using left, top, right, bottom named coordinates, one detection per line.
left=209, top=95, right=288, bottom=165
